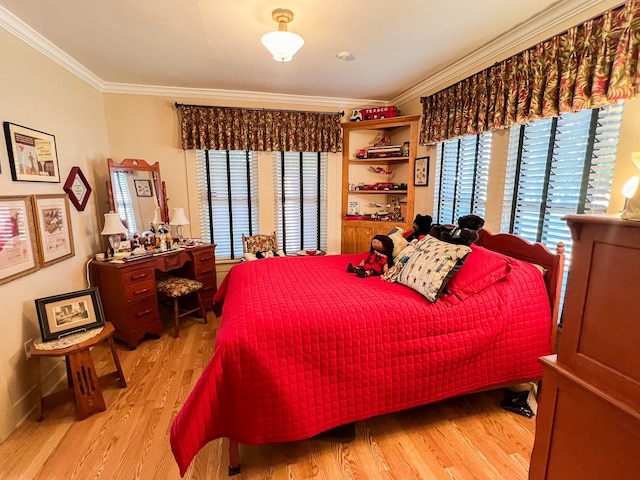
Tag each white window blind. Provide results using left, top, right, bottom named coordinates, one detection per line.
left=273, top=152, right=328, bottom=253
left=501, top=103, right=623, bottom=247
left=433, top=132, right=492, bottom=224
left=196, top=150, right=259, bottom=260
left=501, top=103, right=623, bottom=320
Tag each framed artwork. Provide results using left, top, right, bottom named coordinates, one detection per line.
left=3, top=122, right=60, bottom=183
left=414, top=156, right=430, bottom=186
left=32, top=194, right=75, bottom=267
left=63, top=166, right=92, bottom=211
left=134, top=179, right=152, bottom=197
left=0, top=195, right=40, bottom=285
left=35, top=287, right=105, bottom=342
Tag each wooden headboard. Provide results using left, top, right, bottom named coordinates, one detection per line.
left=476, top=229, right=565, bottom=347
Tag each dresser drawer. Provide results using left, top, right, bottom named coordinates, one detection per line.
left=124, top=279, right=156, bottom=302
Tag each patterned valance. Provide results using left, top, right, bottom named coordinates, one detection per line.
left=420, top=0, right=640, bottom=144
left=177, top=104, right=342, bottom=153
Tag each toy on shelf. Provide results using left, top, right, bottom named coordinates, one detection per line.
left=369, top=166, right=392, bottom=175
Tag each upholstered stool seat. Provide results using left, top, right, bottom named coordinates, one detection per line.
left=156, top=276, right=207, bottom=337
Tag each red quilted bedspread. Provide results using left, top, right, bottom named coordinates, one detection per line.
left=170, top=253, right=551, bottom=475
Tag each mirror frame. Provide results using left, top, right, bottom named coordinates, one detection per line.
left=107, top=158, right=168, bottom=226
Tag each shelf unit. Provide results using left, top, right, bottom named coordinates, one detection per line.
left=341, top=115, right=420, bottom=254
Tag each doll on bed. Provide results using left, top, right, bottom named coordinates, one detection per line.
left=347, top=234, right=394, bottom=278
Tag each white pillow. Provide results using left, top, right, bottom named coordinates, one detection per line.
left=387, top=229, right=409, bottom=261
left=397, top=235, right=471, bottom=302
left=243, top=250, right=286, bottom=261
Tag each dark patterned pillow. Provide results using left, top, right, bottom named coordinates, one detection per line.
left=397, top=235, right=471, bottom=302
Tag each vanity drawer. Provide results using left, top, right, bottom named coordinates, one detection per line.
left=198, top=274, right=217, bottom=302
left=192, top=248, right=216, bottom=278
left=122, top=266, right=154, bottom=286
left=125, top=297, right=159, bottom=328
left=124, top=279, right=156, bottom=302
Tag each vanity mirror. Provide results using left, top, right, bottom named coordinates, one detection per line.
left=106, top=158, right=168, bottom=236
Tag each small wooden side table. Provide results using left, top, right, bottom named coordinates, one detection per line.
left=30, top=322, right=127, bottom=421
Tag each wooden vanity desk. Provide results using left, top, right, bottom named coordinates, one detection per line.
left=90, top=244, right=217, bottom=348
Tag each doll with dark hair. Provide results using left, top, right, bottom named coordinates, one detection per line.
left=346, top=234, right=394, bottom=278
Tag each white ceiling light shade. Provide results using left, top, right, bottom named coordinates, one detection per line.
left=261, top=8, right=304, bottom=63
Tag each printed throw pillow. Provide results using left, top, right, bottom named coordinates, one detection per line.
left=382, top=242, right=417, bottom=283
left=397, top=235, right=471, bottom=302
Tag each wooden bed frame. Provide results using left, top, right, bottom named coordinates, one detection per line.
left=225, top=229, right=566, bottom=475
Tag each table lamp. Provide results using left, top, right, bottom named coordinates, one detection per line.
left=101, top=212, right=127, bottom=256
left=152, top=206, right=163, bottom=232
left=169, top=207, right=190, bottom=242
left=621, top=152, right=640, bottom=221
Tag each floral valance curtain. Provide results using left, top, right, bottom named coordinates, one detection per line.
left=177, top=104, right=342, bottom=153
left=420, top=0, right=640, bottom=144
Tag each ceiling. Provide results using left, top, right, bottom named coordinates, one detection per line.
left=0, top=0, right=625, bottom=106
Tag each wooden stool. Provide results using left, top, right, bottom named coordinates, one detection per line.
left=156, top=276, right=207, bottom=338
left=30, top=322, right=127, bottom=421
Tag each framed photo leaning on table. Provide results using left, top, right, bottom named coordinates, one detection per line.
left=32, top=194, right=75, bottom=267
left=35, top=287, right=105, bottom=342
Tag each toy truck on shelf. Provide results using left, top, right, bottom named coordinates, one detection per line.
left=350, top=106, right=399, bottom=122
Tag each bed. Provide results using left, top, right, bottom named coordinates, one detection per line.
left=170, top=230, right=564, bottom=476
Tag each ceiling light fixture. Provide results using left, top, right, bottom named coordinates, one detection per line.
left=261, top=8, right=304, bottom=63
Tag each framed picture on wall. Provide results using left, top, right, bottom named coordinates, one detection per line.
left=0, top=195, right=41, bottom=285
left=414, top=156, right=430, bottom=186
left=32, top=194, right=75, bottom=267
left=3, top=122, right=60, bottom=183
left=63, top=166, right=92, bottom=211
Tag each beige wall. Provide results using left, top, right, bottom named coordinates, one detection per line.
left=0, top=28, right=109, bottom=441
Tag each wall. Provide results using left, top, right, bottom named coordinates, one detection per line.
left=0, top=28, right=109, bottom=441
left=102, top=95, right=344, bottom=281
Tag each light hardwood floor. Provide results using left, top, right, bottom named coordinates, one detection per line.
left=0, top=312, right=537, bottom=480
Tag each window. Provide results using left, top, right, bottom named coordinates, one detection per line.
left=111, top=170, right=138, bottom=235
left=196, top=150, right=259, bottom=260
left=433, top=132, right=492, bottom=224
left=501, top=103, right=624, bottom=318
left=501, top=103, right=623, bottom=246
left=273, top=152, right=328, bottom=253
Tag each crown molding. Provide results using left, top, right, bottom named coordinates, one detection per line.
left=100, top=82, right=386, bottom=108
left=392, top=0, right=626, bottom=106
left=0, top=5, right=104, bottom=90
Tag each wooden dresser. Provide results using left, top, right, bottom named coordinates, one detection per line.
left=90, top=244, right=217, bottom=348
left=529, top=215, right=640, bottom=479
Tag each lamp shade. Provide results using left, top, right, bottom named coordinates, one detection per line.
left=101, top=212, right=127, bottom=235
left=152, top=206, right=163, bottom=226
left=261, top=8, right=304, bottom=62
left=169, top=208, right=190, bottom=226
left=261, top=31, right=304, bottom=62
